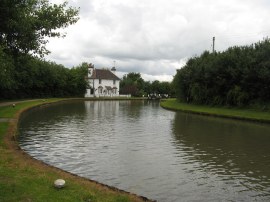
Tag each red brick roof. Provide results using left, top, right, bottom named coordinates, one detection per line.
left=90, top=69, right=120, bottom=80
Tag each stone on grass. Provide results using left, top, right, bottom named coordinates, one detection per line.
left=54, top=179, right=65, bottom=189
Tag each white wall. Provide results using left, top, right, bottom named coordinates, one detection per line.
left=85, top=78, right=120, bottom=97
left=93, top=79, right=120, bottom=96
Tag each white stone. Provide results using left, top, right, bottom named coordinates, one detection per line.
left=54, top=179, right=65, bottom=188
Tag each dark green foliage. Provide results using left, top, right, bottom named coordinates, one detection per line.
left=120, top=72, right=174, bottom=97
left=0, top=0, right=79, bottom=56
left=0, top=0, right=84, bottom=99
left=173, top=39, right=270, bottom=106
left=120, top=73, right=143, bottom=96
left=0, top=46, right=16, bottom=95
left=0, top=52, right=88, bottom=99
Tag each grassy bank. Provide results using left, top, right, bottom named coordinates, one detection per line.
left=0, top=99, right=150, bottom=202
left=160, top=99, right=270, bottom=123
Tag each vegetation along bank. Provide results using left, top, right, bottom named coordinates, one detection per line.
left=161, top=99, right=270, bottom=123
left=0, top=99, right=153, bottom=202
left=172, top=39, right=270, bottom=107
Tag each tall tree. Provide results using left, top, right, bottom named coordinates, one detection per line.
left=0, top=0, right=79, bottom=56
left=0, top=46, right=16, bottom=98
left=173, top=39, right=270, bottom=106
left=120, top=73, right=145, bottom=96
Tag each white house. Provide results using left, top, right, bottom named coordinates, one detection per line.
left=85, top=64, right=121, bottom=97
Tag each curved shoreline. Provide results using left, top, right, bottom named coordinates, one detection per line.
left=160, top=99, right=270, bottom=124
left=1, top=99, right=154, bottom=202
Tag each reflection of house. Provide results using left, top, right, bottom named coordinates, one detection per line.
left=85, top=64, right=120, bottom=97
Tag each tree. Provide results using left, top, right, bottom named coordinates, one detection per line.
left=68, top=63, right=89, bottom=96
left=0, top=45, right=16, bottom=98
left=0, top=0, right=79, bottom=56
left=173, top=39, right=270, bottom=106
left=151, top=80, right=160, bottom=93
left=159, top=81, right=171, bottom=95
left=120, top=73, right=145, bottom=96
left=120, top=72, right=174, bottom=97
left=0, top=0, right=81, bottom=99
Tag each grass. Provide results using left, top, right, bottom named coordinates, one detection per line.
left=0, top=98, right=149, bottom=202
left=0, top=99, right=62, bottom=118
left=0, top=123, right=9, bottom=148
left=160, top=99, right=270, bottom=123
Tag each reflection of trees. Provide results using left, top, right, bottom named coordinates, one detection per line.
left=19, top=101, right=88, bottom=146
left=144, top=100, right=160, bottom=107
left=118, top=100, right=161, bottom=120
left=172, top=112, right=270, bottom=189
left=21, top=100, right=87, bottom=127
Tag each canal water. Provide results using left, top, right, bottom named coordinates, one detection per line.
left=18, top=100, right=270, bottom=201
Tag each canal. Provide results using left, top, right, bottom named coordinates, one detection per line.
left=18, top=100, right=270, bottom=201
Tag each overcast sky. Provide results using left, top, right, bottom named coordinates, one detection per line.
left=46, top=0, right=270, bottom=81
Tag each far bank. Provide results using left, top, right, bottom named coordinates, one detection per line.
left=160, top=99, right=270, bottom=123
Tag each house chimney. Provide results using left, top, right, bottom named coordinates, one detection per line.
left=111, top=66, right=116, bottom=74
left=88, top=63, right=94, bottom=77
left=111, top=60, right=116, bottom=74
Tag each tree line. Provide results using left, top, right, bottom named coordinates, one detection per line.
left=0, top=0, right=88, bottom=99
left=120, top=72, right=175, bottom=97
left=0, top=1, right=176, bottom=100
left=173, top=39, right=270, bottom=106
left=0, top=50, right=88, bottom=99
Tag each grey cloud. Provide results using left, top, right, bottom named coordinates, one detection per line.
left=46, top=0, right=270, bottom=81
left=69, top=0, right=95, bottom=18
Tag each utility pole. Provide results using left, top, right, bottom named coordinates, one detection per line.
left=212, top=36, right=215, bottom=53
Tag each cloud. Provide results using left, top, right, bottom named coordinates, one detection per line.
left=46, top=0, right=270, bottom=81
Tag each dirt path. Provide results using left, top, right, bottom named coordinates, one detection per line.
left=0, top=118, right=15, bottom=122
left=0, top=99, right=41, bottom=107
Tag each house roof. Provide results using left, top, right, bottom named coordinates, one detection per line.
left=90, top=69, right=120, bottom=80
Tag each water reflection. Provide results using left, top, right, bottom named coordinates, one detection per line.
left=172, top=112, right=270, bottom=199
left=18, top=101, right=270, bottom=201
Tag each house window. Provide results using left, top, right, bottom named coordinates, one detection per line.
left=99, top=79, right=102, bottom=84
left=113, top=80, right=116, bottom=85
left=112, top=87, right=117, bottom=94
left=98, top=87, right=103, bottom=94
